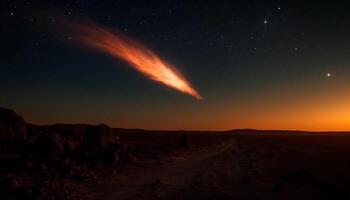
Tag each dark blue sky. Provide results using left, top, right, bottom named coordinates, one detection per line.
left=1, top=0, right=350, bottom=130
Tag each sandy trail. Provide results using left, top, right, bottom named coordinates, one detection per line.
left=74, top=139, right=240, bottom=200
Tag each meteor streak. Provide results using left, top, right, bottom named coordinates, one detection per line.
left=64, top=21, right=202, bottom=100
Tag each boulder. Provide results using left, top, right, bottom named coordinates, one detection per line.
left=80, top=124, right=120, bottom=160
left=33, top=132, right=64, bottom=163
left=0, top=108, right=27, bottom=141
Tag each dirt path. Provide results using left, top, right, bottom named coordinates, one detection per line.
left=73, top=139, right=240, bottom=200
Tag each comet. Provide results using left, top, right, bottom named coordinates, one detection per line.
left=63, top=20, right=202, bottom=100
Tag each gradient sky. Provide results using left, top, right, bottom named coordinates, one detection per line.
left=1, top=0, right=350, bottom=131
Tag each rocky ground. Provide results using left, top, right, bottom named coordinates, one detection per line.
left=1, top=107, right=350, bottom=200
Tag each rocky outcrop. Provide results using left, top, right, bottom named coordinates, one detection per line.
left=0, top=107, right=124, bottom=165
left=80, top=124, right=121, bottom=161
left=0, top=107, right=27, bottom=141
left=82, top=124, right=120, bottom=150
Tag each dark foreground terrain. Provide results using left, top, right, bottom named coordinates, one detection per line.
left=1, top=107, right=350, bottom=199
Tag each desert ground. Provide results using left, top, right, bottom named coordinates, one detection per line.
left=1, top=107, right=350, bottom=200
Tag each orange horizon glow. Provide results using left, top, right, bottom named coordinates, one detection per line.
left=22, top=77, right=350, bottom=132
left=23, top=97, right=350, bottom=132
left=63, top=20, right=202, bottom=100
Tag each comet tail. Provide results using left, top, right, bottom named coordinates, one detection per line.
left=64, top=21, right=202, bottom=100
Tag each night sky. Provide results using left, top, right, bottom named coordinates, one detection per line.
left=1, top=0, right=350, bottom=131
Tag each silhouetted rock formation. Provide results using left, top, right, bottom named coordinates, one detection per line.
left=80, top=124, right=124, bottom=164
left=0, top=108, right=130, bottom=199
left=0, top=107, right=27, bottom=141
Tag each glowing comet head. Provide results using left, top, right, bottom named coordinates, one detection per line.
left=63, top=20, right=202, bottom=100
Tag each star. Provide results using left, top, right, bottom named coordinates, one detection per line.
left=326, top=73, right=332, bottom=78
left=264, top=20, right=268, bottom=24
left=10, top=12, right=14, bottom=16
